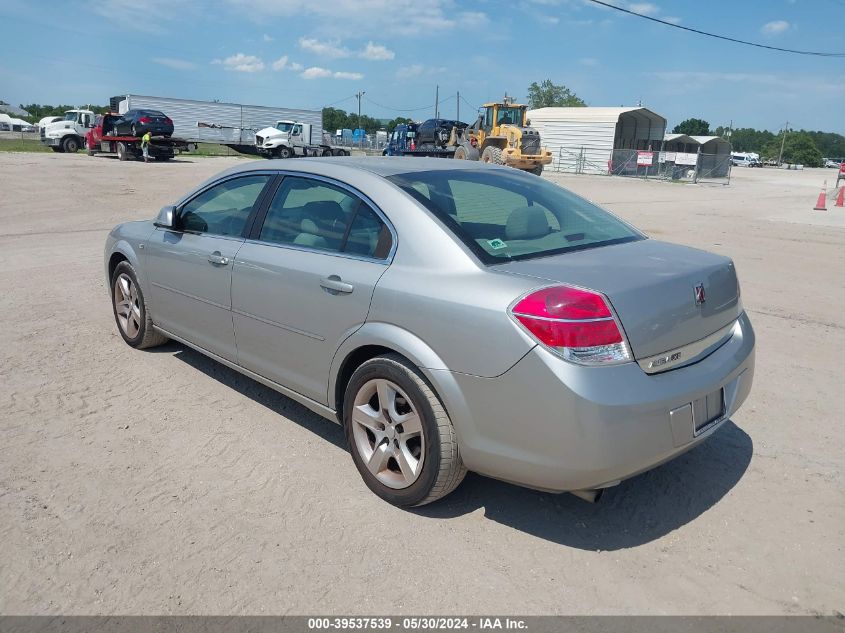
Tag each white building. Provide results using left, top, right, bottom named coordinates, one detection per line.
left=526, top=107, right=667, bottom=174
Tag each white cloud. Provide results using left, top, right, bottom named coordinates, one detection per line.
left=333, top=71, right=364, bottom=80
left=289, top=62, right=304, bottom=71
left=762, top=20, right=790, bottom=35
left=663, top=15, right=681, bottom=24
left=359, top=41, right=395, bottom=61
left=300, top=66, right=363, bottom=80
left=262, top=33, right=273, bottom=42
left=539, top=14, right=559, bottom=25
left=90, top=0, right=196, bottom=32
left=299, top=37, right=350, bottom=58
left=579, top=57, right=599, bottom=67
left=213, top=53, right=265, bottom=72
left=396, top=64, right=446, bottom=79
left=459, top=11, right=489, bottom=24
left=301, top=66, right=333, bottom=79
left=271, top=55, right=288, bottom=71
left=226, top=0, right=456, bottom=36
left=151, top=57, right=196, bottom=70
left=627, top=2, right=660, bottom=16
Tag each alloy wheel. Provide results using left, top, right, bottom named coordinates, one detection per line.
left=114, top=273, right=141, bottom=339
left=351, top=378, right=425, bottom=489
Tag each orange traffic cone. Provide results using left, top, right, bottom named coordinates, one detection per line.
left=813, top=184, right=827, bottom=211
left=836, top=186, right=844, bottom=208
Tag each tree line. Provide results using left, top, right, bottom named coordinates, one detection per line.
left=673, top=117, right=843, bottom=167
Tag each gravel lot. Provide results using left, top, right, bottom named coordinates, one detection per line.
left=1, top=152, right=842, bottom=615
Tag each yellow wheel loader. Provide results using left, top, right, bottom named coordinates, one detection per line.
left=449, top=95, right=552, bottom=175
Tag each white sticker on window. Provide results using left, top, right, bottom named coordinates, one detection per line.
left=487, top=238, right=508, bottom=250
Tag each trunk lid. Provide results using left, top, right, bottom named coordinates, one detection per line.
left=496, top=239, right=741, bottom=359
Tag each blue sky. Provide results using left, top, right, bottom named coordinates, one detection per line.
left=1, top=0, right=842, bottom=133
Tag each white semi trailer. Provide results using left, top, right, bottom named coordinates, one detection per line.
left=111, top=94, right=324, bottom=155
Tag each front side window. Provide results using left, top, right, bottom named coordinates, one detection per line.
left=258, top=177, right=392, bottom=258
left=388, top=169, right=643, bottom=263
left=179, top=175, right=272, bottom=237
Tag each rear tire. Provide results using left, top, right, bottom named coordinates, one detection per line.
left=344, top=354, right=466, bottom=507
left=322, top=148, right=332, bottom=157
left=529, top=164, right=544, bottom=176
left=481, top=146, right=503, bottom=165
left=117, top=142, right=129, bottom=161
left=111, top=261, right=168, bottom=349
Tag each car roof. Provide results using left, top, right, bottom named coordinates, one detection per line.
left=218, top=156, right=511, bottom=179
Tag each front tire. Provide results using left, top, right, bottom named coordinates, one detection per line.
left=529, top=164, right=544, bottom=176
left=111, top=261, right=168, bottom=349
left=344, top=355, right=466, bottom=507
left=62, top=136, right=80, bottom=153
left=278, top=146, right=292, bottom=159
left=481, top=145, right=503, bottom=165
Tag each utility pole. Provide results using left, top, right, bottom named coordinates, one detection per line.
left=456, top=90, right=460, bottom=122
left=355, top=90, right=365, bottom=148
left=435, top=85, right=439, bottom=119
left=778, top=121, right=789, bottom=166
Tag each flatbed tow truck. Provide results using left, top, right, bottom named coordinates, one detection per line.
left=85, top=112, right=190, bottom=161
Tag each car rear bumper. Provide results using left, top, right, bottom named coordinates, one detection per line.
left=439, top=311, right=755, bottom=493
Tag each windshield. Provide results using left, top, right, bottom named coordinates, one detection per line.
left=275, top=122, right=294, bottom=132
left=64, top=112, right=78, bottom=121
left=496, top=107, right=523, bottom=126
left=387, top=169, right=644, bottom=263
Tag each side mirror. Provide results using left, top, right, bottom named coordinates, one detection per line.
left=154, top=205, right=176, bottom=228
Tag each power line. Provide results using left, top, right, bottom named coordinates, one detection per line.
left=319, top=95, right=357, bottom=109
left=585, top=0, right=845, bottom=57
left=364, top=94, right=455, bottom=113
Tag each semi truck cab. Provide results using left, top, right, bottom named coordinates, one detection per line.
left=41, top=109, right=96, bottom=153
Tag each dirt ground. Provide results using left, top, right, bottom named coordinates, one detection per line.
left=0, top=152, right=842, bottom=615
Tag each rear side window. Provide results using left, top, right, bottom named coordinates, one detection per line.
left=258, top=177, right=392, bottom=259
left=388, top=169, right=643, bottom=263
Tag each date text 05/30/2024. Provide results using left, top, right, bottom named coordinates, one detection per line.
left=307, top=617, right=528, bottom=630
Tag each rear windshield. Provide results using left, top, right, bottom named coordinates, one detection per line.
left=387, top=169, right=644, bottom=263
left=141, top=110, right=166, bottom=117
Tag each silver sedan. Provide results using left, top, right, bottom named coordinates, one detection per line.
left=104, top=158, right=755, bottom=506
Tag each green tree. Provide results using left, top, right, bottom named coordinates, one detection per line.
left=526, top=79, right=586, bottom=108
left=672, top=118, right=711, bottom=136
left=386, top=117, right=414, bottom=131
left=763, top=132, right=823, bottom=166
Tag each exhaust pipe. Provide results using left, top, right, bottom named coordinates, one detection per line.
left=570, top=488, right=604, bottom=503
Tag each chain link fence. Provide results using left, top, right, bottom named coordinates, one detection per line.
left=550, top=145, right=732, bottom=184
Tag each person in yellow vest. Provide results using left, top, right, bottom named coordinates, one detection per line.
left=141, top=131, right=151, bottom=163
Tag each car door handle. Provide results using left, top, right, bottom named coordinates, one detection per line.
left=320, top=275, right=354, bottom=294
left=207, top=251, right=229, bottom=266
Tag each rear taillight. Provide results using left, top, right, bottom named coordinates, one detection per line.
left=165, top=117, right=172, bottom=124
left=139, top=117, right=150, bottom=124
left=510, top=285, right=632, bottom=365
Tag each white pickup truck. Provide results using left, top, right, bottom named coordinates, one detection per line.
left=40, top=109, right=96, bottom=153
left=254, top=120, right=349, bottom=159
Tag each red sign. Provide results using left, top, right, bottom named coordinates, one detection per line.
left=637, top=151, right=654, bottom=166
